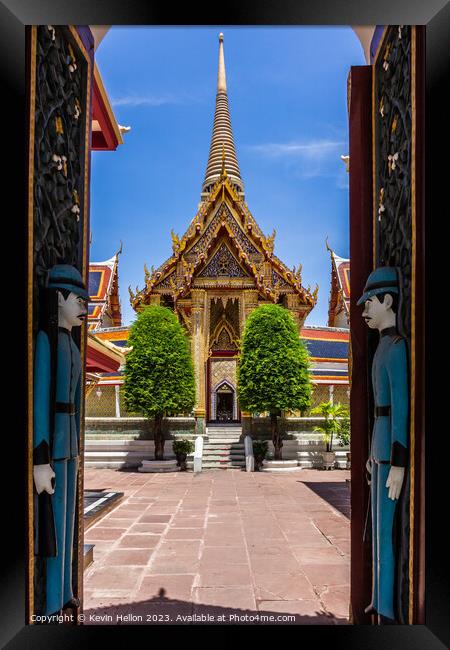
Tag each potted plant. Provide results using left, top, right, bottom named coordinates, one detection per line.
left=252, top=440, right=269, bottom=471
left=336, top=415, right=351, bottom=469
left=311, top=401, right=349, bottom=470
left=172, top=439, right=195, bottom=471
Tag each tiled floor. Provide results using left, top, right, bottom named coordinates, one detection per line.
left=83, top=468, right=350, bottom=625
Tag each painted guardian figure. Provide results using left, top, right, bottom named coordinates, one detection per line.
left=357, top=266, right=408, bottom=622
left=33, top=264, right=88, bottom=616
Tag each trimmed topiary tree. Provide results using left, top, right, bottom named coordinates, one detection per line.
left=237, top=303, right=312, bottom=460
left=124, top=305, right=196, bottom=460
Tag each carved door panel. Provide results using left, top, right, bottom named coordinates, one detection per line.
left=372, top=26, right=425, bottom=625
left=349, top=25, right=425, bottom=626
left=27, top=25, right=93, bottom=622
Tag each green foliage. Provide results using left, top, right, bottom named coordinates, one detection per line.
left=311, top=401, right=349, bottom=451
left=172, top=439, right=195, bottom=455
left=336, top=416, right=350, bottom=447
left=124, top=305, right=196, bottom=419
left=252, top=440, right=269, bottom=459
left=237, top=304, right=312, bottom=414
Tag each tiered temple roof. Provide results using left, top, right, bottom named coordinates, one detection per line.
left=327, top=242, right=350, bottom=328
left=88, top=252, right=122, bottom=331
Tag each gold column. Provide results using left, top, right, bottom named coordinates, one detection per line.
left=148, top=294, right=161, bottom=306
left=191, top=289, right=207, bottom=434
left=243, top=289, right=259, bottom=323
left=286, top=294, right=308, bottom=331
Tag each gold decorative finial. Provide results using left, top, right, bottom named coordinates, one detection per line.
left=325, top=236, right=333, bottom=254
left=266, top=229, right=276, bottom=253
left=117, top=240, right=123, bottom=255
left=171, top=229, right=180, bottom=253
left=219, top=32, right=224, bottom=42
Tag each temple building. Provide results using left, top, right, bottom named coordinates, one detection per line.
left=128, top=34, right=318, bottom=430
left=326, top=242, right=350, bottom=328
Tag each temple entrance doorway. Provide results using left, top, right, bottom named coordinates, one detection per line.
left=214, top=381, right=236, bottom=422
left=207, top=356, right=240, bottom=423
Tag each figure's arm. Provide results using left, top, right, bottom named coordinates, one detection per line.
left=385, top=339, right=409, bottom=499
left=33, top=331, right=55, bottom=494
left=74, top=371, right=81, bottom=444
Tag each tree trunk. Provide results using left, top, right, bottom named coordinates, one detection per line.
left=154, top=413, right=165, bottom=460
left=271, top=412, right=282, bottom=460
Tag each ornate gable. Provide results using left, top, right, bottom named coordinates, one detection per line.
left=198, top=242, right=250, bottom=278
left=186, top=202, right=260, bottom=261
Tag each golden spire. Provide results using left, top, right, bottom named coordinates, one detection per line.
left=201, top=33, right=244, bottom=199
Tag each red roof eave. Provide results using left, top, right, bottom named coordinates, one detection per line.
left=92, top=66, right=123, bottom=151
left=86, top=344, right=121, bottom=373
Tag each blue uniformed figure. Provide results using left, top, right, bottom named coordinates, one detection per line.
left=33, top=265, right=88, bottom=616
left=357, top=266, right=408, bottom=622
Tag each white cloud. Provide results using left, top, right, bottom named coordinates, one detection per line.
left=111, top=94, right=183, bottom=107
left=246, top=139, right=345, bottom=158
left=245, top=139, right=348, bottom=183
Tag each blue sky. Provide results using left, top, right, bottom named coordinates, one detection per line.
left=91, top=26, right=365, bottom=327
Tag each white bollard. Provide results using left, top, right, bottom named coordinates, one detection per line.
left=193, top=435, right=203, bottom=473
left=244, top=435, right=254, bottom=472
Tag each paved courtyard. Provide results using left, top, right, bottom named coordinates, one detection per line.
left=83, top=468, right=350, bottom=625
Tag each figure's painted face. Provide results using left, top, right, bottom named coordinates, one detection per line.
left=58, top=291, right=87, bottom=328
left=361, top=294, right=392, bottom=330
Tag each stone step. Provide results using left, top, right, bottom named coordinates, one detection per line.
left=202, top=461, right=245, bottom=470
left=205, top=438, right=243, bottom=444
left=203, top=454, right=245, bottom=460
left=203, top=443, right=244, bottom=448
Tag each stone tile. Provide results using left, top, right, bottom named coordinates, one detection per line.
left=138, top=574, right=196, bottom=601
left=128, top=523, right=168, bottom=534
left=247, top=541, right=291, bottom=556
left=114, top=503, right=150, bottom=511
left=200, top=546, right=248, bottom=565
left=147, top=558, right=201, bottom=574
left=171, top=517, right=204, bottom=528
left=204, top=535, right=245, bottom=547
left=300, top=563, right=350, bottom=587
left=164, top=528, right=204, bottom=540
left=156, top=540, right=202, bottom=558
left=86, top=517, right=134, bottom=529
left=198, top=566, right=252, bottom=587
left=138, top=514, right=173, bottom=523
left=320, top=585, right=351, bottom=619
left=194, top=587, right=256, bottom=611
left=290, top=546, right=346, bottom=564
left=253, top=572, right=316, bottom=601
left=249, top=554, right=301, bottom=574
left=84, top=566, right=142, bottom=591
left=106, top=549, right=154, bottom=566
left=84, top=527, right=127, bottom=541
left=117, top=535, right=161, bottom=549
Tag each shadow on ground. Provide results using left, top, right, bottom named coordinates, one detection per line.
left=298, top=481, right=351, bottom=519
left=83, top=588, right=348, bottom=625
